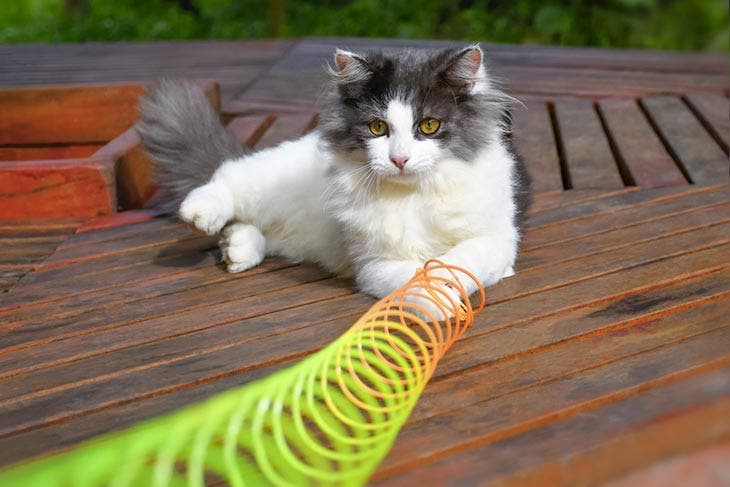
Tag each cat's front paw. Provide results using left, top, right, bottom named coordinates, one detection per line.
left=220, top=223, right=266, bottom=273
left=179, top=184, right=233, bottom=235
left=400, top=283, right=464, bottom=322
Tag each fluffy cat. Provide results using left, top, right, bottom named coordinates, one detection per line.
left=138, top=44, right=530, bottom=299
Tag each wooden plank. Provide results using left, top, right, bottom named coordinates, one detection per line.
left=0, top=282, right=362, bottom=404
left=239, top=39, right=730, bottom=105
left=510, top=100, right=563, bottom=192
left=501, top=65, right=729, bottom=99
left=0, top=219, right=83, bottom=237
left=440, top=243, right=729, bottom=379
left=529, top=188, right=636, bottom=214
left=375, top=367, right=730, bottom=485
left=0, top=236, right=219, bottom=309
left=0, top=237, right=65, bottom=266
left=0, top=40, right=293, bottom=104
left=492, top=220, right=729, bottom=308
left=526, top=183, right=725, bottom=230
left=377, top=322, right=729, bottom=475
left=0, top=219, right=81, bottom=293
left=0, top=259, right=294, bottom=339
left=604, top=441, right=730, bottom=487
left=6, top=190, right=725, bottom=356
left=413, top=270, right=730, bottom=421
left=684, top=92, right=730, bottom=154
left=7, top=220, right=717, bottom=446
left=64, top=214, right=176, bottom=245
left=226, top=114, right=276, bottom=148
left=39, top=220, right=198, bottom=269
left=0, top=293, right=366, bottom=406
left=0, top=145, right=101, bottom=162
left=519, top=202, right=730, bottom=272
left=0, top=265, right=342, bottom=357
left=0, top=359, right=294, bottom=467
left=0, top=84, right=144, bottom=145
left=300, top=37, right=729, bottom=74
left=0, top=296, right=367, bottom=438
left=253, top=112, right=318, bottom=149
left=552, top=98, right=624, bottom=189
left=598, top=98, right=687, bottom=188
left=75, top=208, right=166, bottom=233
left=0, top=158, right=115, bottom=220
left=641, top=95, right=729, bottom=184
left=93, top=126, right=152, bottom=210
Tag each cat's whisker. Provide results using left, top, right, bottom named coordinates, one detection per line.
left=353, top=167, right=375, bottom=205
left=320, top=164, right=370, bottom=208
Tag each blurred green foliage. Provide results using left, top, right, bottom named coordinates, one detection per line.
left=1, top=0, right=728, bottom=51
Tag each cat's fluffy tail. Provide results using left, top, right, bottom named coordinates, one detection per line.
left=137, top=79, right=246, bottom=210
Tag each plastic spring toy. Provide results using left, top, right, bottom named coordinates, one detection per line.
left=0, top=259, right=486, bottom=486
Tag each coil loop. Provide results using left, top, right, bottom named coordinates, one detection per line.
left=0, top=260, right=486, bottom=487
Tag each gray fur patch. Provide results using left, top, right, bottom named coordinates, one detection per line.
left=137, top=79, right=245, bottom=210
left=318, top=45, right=510, bottom=161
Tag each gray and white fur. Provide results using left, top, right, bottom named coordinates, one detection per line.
left=138, top=44, right=530, bottom=298
left=137, top=80, right=246, bottom=210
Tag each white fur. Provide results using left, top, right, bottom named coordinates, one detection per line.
left=219, top=223, right=266, bottom=273
left=180, top=47, right=519, bottom=298
left=180, top=119, right=518, bottom=299
left=181, top=132, right=352, bottom=276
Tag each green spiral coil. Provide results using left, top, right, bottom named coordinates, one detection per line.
left=0, top=260, right=485, bottom=486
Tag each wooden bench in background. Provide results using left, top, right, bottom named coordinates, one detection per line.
left=0, top=38, right=728, bottom=485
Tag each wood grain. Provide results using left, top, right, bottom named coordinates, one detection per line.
left=375, top=367, right=730, bottom=485
left=553, top=98, right=624, bottom=189
left=0, top=145, right=101, bottom=162
left=511, top=100, right=564, bottom=192
left=641, top=95, right=729, bottom=185
left=0, top=84, right=144, bottom=145
left=378, top=323, right=730, bottom=474
left=598, top=98, right=687, bottom=188
left=0, top=158, right=115, bottom=219
left=684, top=92, right=730, bottom=154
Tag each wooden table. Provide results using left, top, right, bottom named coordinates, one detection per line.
left=0, top=38, right=728, bottom=485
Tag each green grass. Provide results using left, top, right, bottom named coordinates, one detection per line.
left=1, top=0, right=728, bottom=52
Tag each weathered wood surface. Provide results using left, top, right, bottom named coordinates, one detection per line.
left=0, top=80, right=220, bottom=218
left=232, top=37, right=729, bottom=107
left=0, top=219, right=83, bottom=293
left=0, top=39, right=728, bottom=485
left=0, top=183, right=728, bottom=485
left=0, top=40, right=293, bottom=104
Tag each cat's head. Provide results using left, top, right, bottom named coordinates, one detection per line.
left=319, top=45, right=507, bottom=185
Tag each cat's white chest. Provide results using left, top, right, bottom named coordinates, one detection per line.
left=343, top=184, right=478, bottom=261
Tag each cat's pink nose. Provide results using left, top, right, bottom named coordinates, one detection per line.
left=390, top=155, right=409, bottom=170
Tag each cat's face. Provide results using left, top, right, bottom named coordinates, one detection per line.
left=319, top=45, right=502, bottom=185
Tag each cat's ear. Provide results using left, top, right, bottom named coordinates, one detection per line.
left=329, top=49, right=370, bottom=84
left=441, top=45, right=485, bottom=92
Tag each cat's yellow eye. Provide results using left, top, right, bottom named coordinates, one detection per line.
left=418, top=118, right=441, bottom=135
left=368, top=119, right=389, bottom=137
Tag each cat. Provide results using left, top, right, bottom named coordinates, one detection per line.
left=138, top=44, right=531, bottom=300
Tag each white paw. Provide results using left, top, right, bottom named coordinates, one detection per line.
left=400, top=283, right=464, bottom=322
left=179, top=184, right=233, bottom=235
left=220, top=223, right=266, bottom=273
